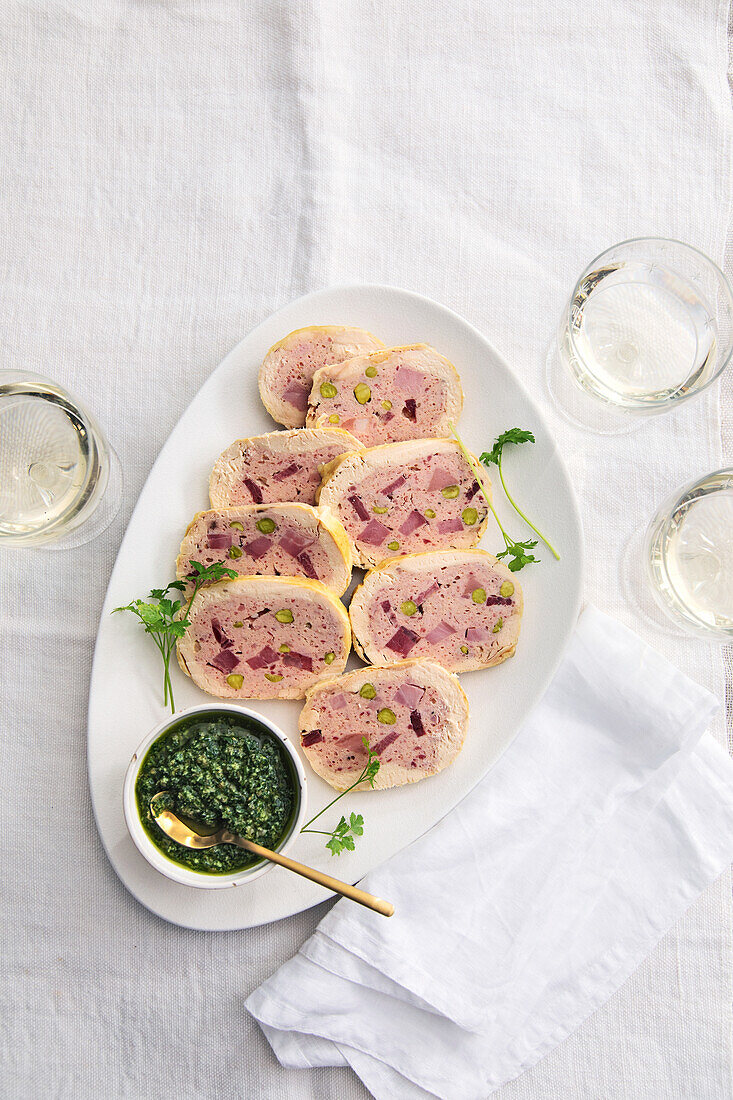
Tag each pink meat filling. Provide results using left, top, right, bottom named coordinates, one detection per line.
left=339, top=452, right=486, bottom=559
left=273, top=334, right=377, bottom=414
left=180, top=512, right=340, bottom=589
left=223, top=440, right=354, bottom=506
left=356, top=560, right=519, bottom=666
left=187, top=595, right=343, bottom=694
left=302, top=680, right=450, bottom=777
left=309, top=355, right=450, bottom=446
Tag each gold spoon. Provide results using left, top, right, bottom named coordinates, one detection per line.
left=151, top=795, right=394, bottom=917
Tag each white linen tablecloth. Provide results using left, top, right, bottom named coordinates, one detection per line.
left=1, top=2, right=731, bottom=1097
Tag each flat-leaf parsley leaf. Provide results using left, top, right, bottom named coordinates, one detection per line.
left=113, top=560, right=237, bottom=713
left=480, top=429, right=560, bottom=560
left=301, top=739, right=379, bottom=856
left=450, top=424, right=544, bottom=572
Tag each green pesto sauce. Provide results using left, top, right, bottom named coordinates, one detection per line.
left=135, top=712, right=296, bottom=875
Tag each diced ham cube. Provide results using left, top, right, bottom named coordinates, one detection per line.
left=348, top=494, right=370, bottom=521
left=395, top=365, right=425, bottom=392
left=358, top=519, right=392, bottom=545
left=385, top=626, right=420, bottom=656
left=426, top=621, right=456, bottom=644
left=246, top=645, right=280, bottom=670
left=372, top=730, right=400, bottom=755
left=243, top=536, right=272, bottom=560
left=272, top=463, right=302, bottom=482
left=207, top=531, right=232, bottom=550
left=283, top=650, right=314, bottom=672
left=302, top=730, right=323, bottom=747
left=399, top=509, right=427, bottom=535
left=243, top=478, right=263, bottom=503
left=427, top=467, right=455, bottom=491
left=282, top=381, right=310, bottom=412
left=438, top=517, right=464, bottom=534
left=394, top=683, right=425, bottom=709
left=209, top=649, right=240, bottom=674
left=409, top=710, right=426, bottom=737
left=380, top=474, right=408, bottom=497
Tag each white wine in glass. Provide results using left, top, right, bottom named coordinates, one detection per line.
left=548, top=239, right=733, bottom=434
left=643, top=468, right=733, bottom=639
left=0, top=371, right=121, bottom=548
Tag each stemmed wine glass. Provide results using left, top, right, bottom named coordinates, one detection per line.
left=546, top=238, right=733, bottom=435
left=624, top=468, right=733, bottom=641
left=0, top=370, right=122, bottom=549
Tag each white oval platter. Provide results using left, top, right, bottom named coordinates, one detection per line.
left=88, top=284, right=583, bottom=930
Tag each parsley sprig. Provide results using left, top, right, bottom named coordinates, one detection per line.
left=300, top=737, right=380, bottom=855
left=113, top=560, right=237, bottom=713
left=480, top=429, right=560, bottom=561
left=325, top=813, right=365, bottom=856
left=450, top=424, right=540, bottom=571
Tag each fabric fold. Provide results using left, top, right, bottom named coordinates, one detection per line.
left=247, top=608, right=733, bottom=1099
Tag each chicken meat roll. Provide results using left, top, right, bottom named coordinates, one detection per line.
left=259, top=325, right=384, bottom=428
left=209, top=428, right=363, bottom=509
left=299, top=659, right=468, bottom=791
left=349, top=549, right=522, bottom=669
left=176, top=575, right=351, bottom=700
left=306, top=344, right=463, bottom=447
left=316, top=438, right=489, bottom=568
left=176, top=504, right=352, bottom=596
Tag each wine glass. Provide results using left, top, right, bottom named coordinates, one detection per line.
left=624, top=468, right=733, bottom=640
left=0, top=370, right=122, bottom=549
left=546, top=238, right=733, bottom=434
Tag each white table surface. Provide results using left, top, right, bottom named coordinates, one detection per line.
left=2, top=3, right=731, bottom=1098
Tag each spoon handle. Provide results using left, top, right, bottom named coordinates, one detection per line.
left=238, top=837, right=394, bottom=917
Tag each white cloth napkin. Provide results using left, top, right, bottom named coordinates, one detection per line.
left=246, top=607, right=733, bottom=1099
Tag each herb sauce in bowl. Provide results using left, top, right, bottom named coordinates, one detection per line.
left=134, top=710, right=299, bottom=875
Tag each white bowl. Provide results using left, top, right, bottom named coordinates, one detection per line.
left=123, top=703, right=307, bottom=889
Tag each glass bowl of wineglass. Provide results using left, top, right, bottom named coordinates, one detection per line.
left=624, top=468, right=733, bottom=640
left=0, top=370, right=122, bottom=549
left=546, top=238, right=733, bottom=434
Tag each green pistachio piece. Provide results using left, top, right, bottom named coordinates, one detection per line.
left=226, top=673, right=244, bottom=689
left=233, top=621, right=243, bottom=628
left=328, top=413, right=340, bottom=423
left=320, top=381, right=338, bottom=399
left=381, top=399, right=392, bottom=410
left=256, top=517, right=276, bottom=534
left=279, top=643, right=290, bottom=653
left=264, top=673, right=283, bottom=682
left=492, top=618, right=503, bottom=633
left=500, top=581, right=515, bottom=598
left=275, top=609, right=294, bottom=623
left=424, top=508, right=436, bottom=519
left=324, top=651, right=335, bottom=664
left=228, top=546, right=242, bottom=559
left=387, top=541, right=400, bottom=551
left=460, top=645, right=469, bottom=655
left=462, top=507, right=478, bottom=526
left=441, top=485, right=460, bottom=499
left=354, top=382, right=371, bottom=404
left=360, top=682, right=377, bottom=699
left=365, top=364, right=378, bottom=378
left=400, top=600, right=417, bottom=616
left=229, top=521, right=244, bottom=531
left=372, top=504, right=388, bottom=514
left=377, top=707, right=396, bottom=725
left=471, top=587, right=487, bottom=603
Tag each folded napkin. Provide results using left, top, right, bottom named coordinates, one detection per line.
left=247, top=607, right=733, bottom=1099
